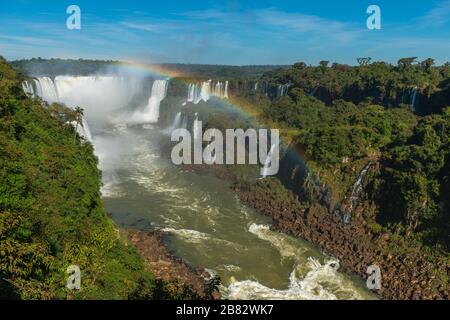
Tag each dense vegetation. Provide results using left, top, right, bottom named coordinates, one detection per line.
left=253, top=58, right=450, bottom=252
left=0, top=56, right=160, bottom=299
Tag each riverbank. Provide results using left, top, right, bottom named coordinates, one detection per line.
left=178, top=159, right=448, bottom=300
left=128, top=230, right=221, bottom=300
left=234, top=178, right=449, bottom=300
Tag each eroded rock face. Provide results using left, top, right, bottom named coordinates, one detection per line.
left=277, top=143, right=336, bottom=210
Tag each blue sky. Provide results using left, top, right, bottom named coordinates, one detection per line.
left=0, top=0, right=449, bottom=65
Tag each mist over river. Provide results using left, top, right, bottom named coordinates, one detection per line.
left=25, top=74, right=376, bottom=300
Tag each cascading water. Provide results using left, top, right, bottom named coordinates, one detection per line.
left=181, top=114, right=188, bottom=129
left=186, top=80, right=229, bottom=105
left=342, top=161, right=373, bottom=224
left=224, top=81, right=229, bottom=98
left=34, top=77, right=59, bottom=103
left=22, top=81, right=35, bottom=96
left=277, top=84, right=290, bottom=98
left=80, top=118, right=93, bottom=142
left=193, top=113, right=202, bottom=141
left=261, top=144, right=276, bottom=178
left=71, top=118, right=93, bottom=143
left=200, top=81, right=211, bottom=102
left=214, top=82, right=223, bottom=97
left=411, top=87, right=418, bottom=110
left=400, top=87, right=419, bottom=111
left=137, top=80, right=168, bottom=123
left=172, top=112, right=182, bottom=129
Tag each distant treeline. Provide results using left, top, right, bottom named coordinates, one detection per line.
left=10, top=58, right=288, bottom=79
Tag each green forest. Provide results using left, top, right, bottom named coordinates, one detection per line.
left=0, top=56, right=179, bottom=299
left=240, top=58, right=450, bottom=252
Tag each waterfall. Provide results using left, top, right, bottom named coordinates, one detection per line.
left=81, top=118, right=93, bottom=142
left=187, top=83, right=200, bottom=103
left=172, top=112, right=182, bottom=129
left=186, top=80, right=229, bottom=105
left=34, top=77, right=59, bottom=103
left=261, top=144, right=276, bottom=179
left=22, top=81, right=34, bottom=96
left=73, top=118, right=93, bottom=143
left=342, top=161, right=373, bottom=224
left=214, top=81, right=223, bottom=97
left=70, top=118, right=93, bottom=143
left=187, top=83, right=207, bottom=104
left=200, top=81, right=211, bottom=102
left=131, top=79, right=168, bottom=123
left=224, top=81, right=229, bottom=98
left=181, top=114, right=188, bottom=129
left=193, top=113, right=202, bottom=141
left=277, top=84, right=289, bottom=98
left=411, top=87, right=418, bottom=109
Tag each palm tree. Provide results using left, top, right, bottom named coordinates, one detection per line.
left=73, top=106, right=84, bottom=143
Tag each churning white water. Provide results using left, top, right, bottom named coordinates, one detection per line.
left=222, top=224, right=364, bottom=300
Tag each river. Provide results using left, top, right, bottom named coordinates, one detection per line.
left=27, top=75, right=376, bottom=300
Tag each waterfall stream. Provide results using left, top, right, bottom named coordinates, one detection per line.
left=342, top=161, right=373, bottom=224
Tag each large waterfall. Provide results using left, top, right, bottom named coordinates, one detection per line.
left=21, top=75, right=145, bottom=140
left=128, top=80, right=168, bottom=124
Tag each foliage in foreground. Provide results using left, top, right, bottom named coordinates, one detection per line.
left=0, top=57, right=157, bottom=299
